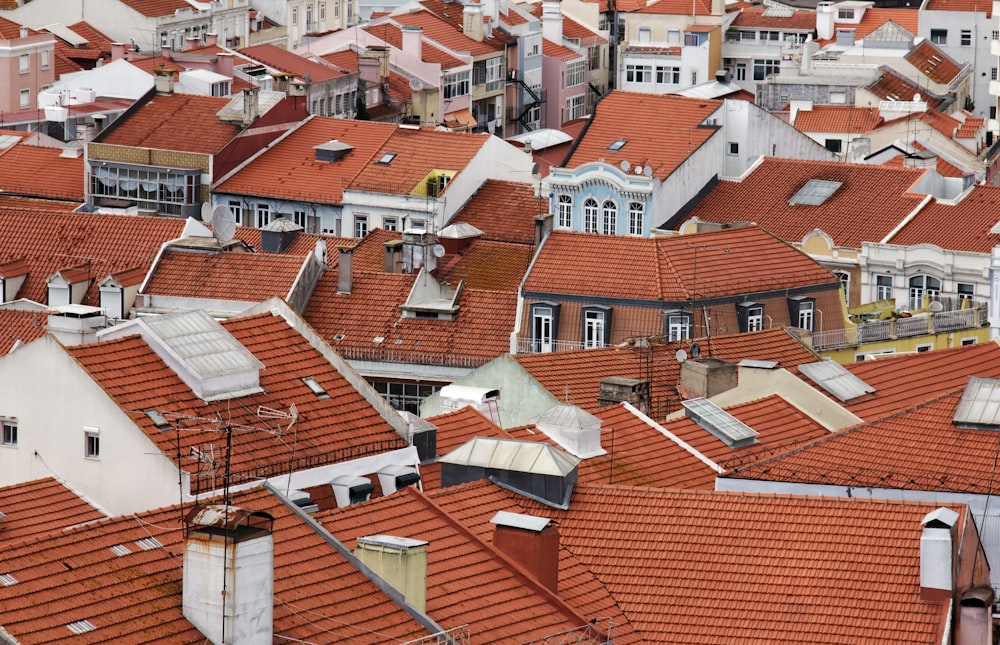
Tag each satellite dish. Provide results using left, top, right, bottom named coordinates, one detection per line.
left=432, top=243, right=446, bottom=258
left=928, top=300, right=944, bottom=313
left=409, top=78, right=425, bottom=91
left=675, top=349, right=687, bottom=363
left=620, top=159, right=631, bottom=172
left=644, top=165, right=653, bottom=178
left=200, top=202, right=213, bottom=223
left=690, top=342, right=701, bottom=359
left=211, top=205, right=237, bottom=244
left=634, top=165, right=644, bottom=175
left=913, top=92, right=921, bottom=102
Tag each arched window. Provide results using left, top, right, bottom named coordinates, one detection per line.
left=557, top=194, right=572, bottom=228
left=833, top=271, right=850, bottom=305
left=908, top=275, right=941, bottom=310
left=583, top=198, right=598, bottom=233
left=602, top=200, right=617, bottom=235
left=628, top=202, right=644, bottom=235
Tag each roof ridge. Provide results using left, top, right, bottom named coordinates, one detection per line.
left=403, top=486, right=601, bottom=633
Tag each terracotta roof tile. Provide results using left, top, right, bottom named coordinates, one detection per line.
left=0, top=211, right=185, bottom=306
left=0, top=138, right=84, bottom=201
left=522, top=3, right=606, bottom=43
left=514, top=327, right=819, bottom=416
left=865, top=67, right=944, bottom=108
left=636, top=0, right=713, bottom=15
left=418, top=0, right=517, bottom=45
left=428, top=481, right=958, bottom=644
left=98, top=93, right=240, bottom=154
left=436, top=240, right=534, bottom=291
left=823, top=9, right=919, bottom=43
left=141, top=248, right=307, bottom=302
left=0, top=487, right=428, bottom=643
left=67, top=311, right=410, bottom=495
left=0, top=478, right=106, bottom=543
left=323, top=484, right=644, bottom=643
left=925, top=0, right=991, bottom=16
left=238, top=43, right=347, bottom=82
left=565, top=92, right=721, bottom=178
left=119, top=0, right=192, bottom=17
left=681, top=158, right=927, bottom=247
left=918, top=108, right=963, bottom=138
left=731, top=7, right=816, bottom=29
left=216, top=117, right=397, bottom=204
left=0, top=197, right=82, bottom=211
left=320, top=50, right=415, bottom=104
left=886, top=185, right=1000, bottom=251
left=0, top=309, right=48, bottom=355
left=392, top=10, right=501, bottom=56
left=525, top=227, right=837, bottom=301
left=905, top=41, right=964, bottom=85
left=235, top=226, right=353, bottom=256
left=450, top=179, right=546, bottom=244
left=879, top=141, right=967, bottom=177
left=0, top=16, right=31, bottom=38
left=348, top=127, right=489, bottom=195
left=543, top=37, right=582, bottom=61
left=793, top=105, right=883, bottom=133
left=362, top=21, right=467, bottom=69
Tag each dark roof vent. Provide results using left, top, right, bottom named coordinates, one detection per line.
left=260, top=216, right=303, bottom=253
left=314, top=139, right=353, bottom=162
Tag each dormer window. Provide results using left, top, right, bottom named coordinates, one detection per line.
left=377, top=152, right=396, bottom=165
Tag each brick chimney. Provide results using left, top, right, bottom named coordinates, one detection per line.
left=679, top=358, right=738, bottom=398
left=384, top=239, right=403, bottom=273
left=491, top=511, right=559, bottom=592
left=355, top=536, right=429, bottom=612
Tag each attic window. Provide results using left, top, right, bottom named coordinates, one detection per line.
left=333, top=333, right=346, bottom=341
left=109, top=544, right=132, bottom=557
left=144, top=409, right=171, bottom=431
left=682, top=397, right=759, bottom=448
left=607, top=139, right=627, bottom=151
left=376, top=152, right=396, bottom=165
left=0, top=573, right=17, bottom=586
left=302, top=377, right=330, bottom=399
left=798, top=360, right=875, bottom=402
left=67, top=620, right=96, bottom=635
left=135, top=537, right=162, bottom=551
left=953, top=377, right=1000, bottom=428
left=788, top=179, right=843, bottom=206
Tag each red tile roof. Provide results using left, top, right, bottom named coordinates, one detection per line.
left=0, top=309, right=47, bottom=355
left=681, top=158, right=928, bottom=247
left=925, top=0, right=991, bottom=16
left=119, top=0, right=193, bottom=17
left=0, top=486, right=429, bottom=643
left=524, top=227, right=837, bottom=301
left=305, top=270, right=517, bottom=365
left=393, top=10, right=501, bottom=56
left=543, top=38, right=582, bottom=61
left=956, top=112, right=984, bottom=138
left=0, top=478, right=106, bottom=543
left=564, top=92, right=721, bottom=179
left=793, top=105, right=883, bottom=133
left=318, top=486, right=637, bottom=643
left=320, top=50, right=415, bottom=105
left=50, top=22, right=113, bottom=75
left=98, top=93, right=240, bottom=154
left=865, top=68, right=944, bottom=108
left=436, top=240, right=534, bottom=291
left=418, top=0, right=517, bottom=45
left=730, top=7, right=816, bottom=29
left=235, top=226, right=353, bottom=256
left=917, top=108, right=964, bottom=138
left=879, top=141, right=967, bottom=178
left=450, top=179, right=545, bottom=244
left=514, top=327, right=819, bottom=416
left=430, top=481, right=959, bottom=644
left=522, top=4, right=606, bottom=43
left=886, top=185, right=1000, bottom=252
left=0, top=211, right=185, bottom=306
left=831, top=9, right=919, bottom=42
left=67, top=311, right=410, bottom=495
left=215, top=117, right=397, bottom=204
left=636, top=0, right=714, bottom=15
left=348, top=127, right=490, bottom=195
left=238, top=43, right=347, bottom=83
left=0, top=16, right=30, bottom=38
left=141, top=248, right=307, bottom=302
left=0, top=137, right=84, bottom=201
left=362, top=21, right=467, bottom=69
left=905, top=41, right=963, bottom=85
left=0, top=196, right=82, bottom=211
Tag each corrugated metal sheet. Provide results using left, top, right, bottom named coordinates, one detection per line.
left=440, top=437, right=579, bottom=476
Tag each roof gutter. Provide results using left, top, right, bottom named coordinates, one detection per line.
left=879, top=193, right=933, bottom=244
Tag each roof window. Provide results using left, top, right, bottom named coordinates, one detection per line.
left=607, top=139, right=627, bottom=151
left=67, top=620, right=96, bottom=635
left=682, top=397, right=758, bottom=448
left=110, top=544, right=132, bottom=557
left=789, top=179, right=843, bottom=206
left=954, top=377, right=1000, bottom=428
left=798, top=360, right=875, bottom=402
left=302, top=377, right=330, bottom=399
left=376, top=152, right=396, bottom=165
left=0, top=573, right=17, bottom=586
left=144, top=409, right=171, bottom=431
left=135, top=537, right=162, bottom=551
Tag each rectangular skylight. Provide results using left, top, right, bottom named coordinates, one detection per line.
left=302, top=377, right=329, bottom=399
left=376, top=152, right=396, bottom=164
left=954, top=377, right=1000, bottom=428
left=144, top=409, right=171, bottom=431
left=789, top=179, right=843, bottom=206
left=0, top=573, right=17, bottom=586
left=682, top=397, right=759, bottom=448
left=798, top=360, right=875, bottom=402
left=110, top=544, right=132, bottom=557
left=67, top=620, right=96, bottom=635
left=135, top=537, right=162, bottom=551
left=607, top=139, right=627, bottom=151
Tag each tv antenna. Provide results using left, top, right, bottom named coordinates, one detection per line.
left=256, top=404, right=299, bottom=497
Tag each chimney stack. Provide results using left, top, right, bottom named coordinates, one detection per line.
left=355, top=535, right=429, bottom=612
left=491, top=511, right=559, bottom=593
left=542, top=0, right=563, bottom=45
left=679, top=358, right=738, bottom=398
left=217, top=52, right=234, bottom=78
left=337, top=246, right=354, bottom=294
left=182, top=505, right=274, bottom=645
left=18, top=26, right=27, bottom=38
left=463, top=2, right=485, bottom=42
left=534, top=213, right=553, bottom=246
left=384, top=239, right=403, bottom=273
left=112, top=42, right=126, bottom=61
left=206, top=32, right=218, bottom=46
left=161, top=44, right=173, bottom=59
left=184, top=36, right=200, bottom=50
left=242, top=87, right=260, bottom=125
left=920, top=507, right=958, bottom=601
left=402, top=25, right=423, bottom=60
left=153, top=67, right=176, bottom=94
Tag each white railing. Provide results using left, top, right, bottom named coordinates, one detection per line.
left=515, top=338, right=606, bottom=354
left=811, top=306, right=987, bottom=351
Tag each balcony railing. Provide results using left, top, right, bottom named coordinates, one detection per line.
left=812, top=306, right=988, bottom=351
left=516, top=338, right=606, bottom=354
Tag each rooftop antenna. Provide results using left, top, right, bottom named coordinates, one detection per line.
left=256, top=404, right=299, bottom=496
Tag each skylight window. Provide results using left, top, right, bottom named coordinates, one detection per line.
left=135, top=537, right=162, bottom=551
left=0, top=573, right=18, bottom=586
left=954, top=377, right=1000, bottom=428
left=144, top=409, right=171, bottom=431
left=376, top=152, right=396, bottom=165
left=798, top=360, right=875, bottom=402
left=302, top=377, right=330, bottom=399
left=788, top=179, right=843, bottom=206
left=682, top=397, right=759, bottom=448
left=607, top=139, right=627, bottom=151
left=67, top=620, right=96, bottom=635
left=109, top=544, right=132, bottom=557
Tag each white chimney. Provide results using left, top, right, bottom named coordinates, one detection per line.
left=542, top=0, right=563, bottom=45
left=463, top=2, right=485, bottom=42
left=531, top=403, right=605, bottom=458
left=402, top=25, right=423, bottom=60
left=355, top=535, right=429, bottom=612
left=816, top=1, right=835, bottom=41
left=182, top=505, right=274, bottom=645
left=920, top=507, right=958, bottom=601
left=337, top=245, right=353, bottom=294
left=46, top=305, right=107, bottom=346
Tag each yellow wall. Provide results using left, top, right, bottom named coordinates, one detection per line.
left=819, top=327, right=992, bottom=363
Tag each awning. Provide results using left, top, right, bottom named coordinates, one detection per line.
left=443, top=108, right=477, bottom=130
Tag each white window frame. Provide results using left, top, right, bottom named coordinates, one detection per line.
left=40, top=49, right=50, bottom=70
left=19, top=89, right=29, bottom=109
left=875, top=274, right=893, bottom=301
left=797, top=301, right=814, bottom=330
left=532, top=305, right=555, bottom=352
left=383, top=217, right=398, bottom=231
left=1, top=418, right=16, bottom=447
left=228, top=200, right=243, bottom=225
left=19, top=53, right=29, bottom=74
left=84, top=426, right=100, bottom=460
left=666, top=313, right=692, bottom=341
left=961, top=29, right=972, bottom=46
left=557, top=194, right=572, bottom=228
left=601, top=200, right=617, bottom=235
left=583, top=309, right=606, bottom=348
left=833, top=270, right=850, bottom=305
left=293, top=209, right=307, bottom=228
left=908, top=275, right=941, bottom=311
left=747, top=306, right=764, bottom=332
left=255, top=203, right=270, bottom=228
left=564, top=94, right=585, bottom=121
left=628, top=202, right=644, bottom=236
left=565, top=60, right=585, bottom=87
left=583, top=198, right=598, bottom=233
left=354, top=214, right=369, bottom=238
